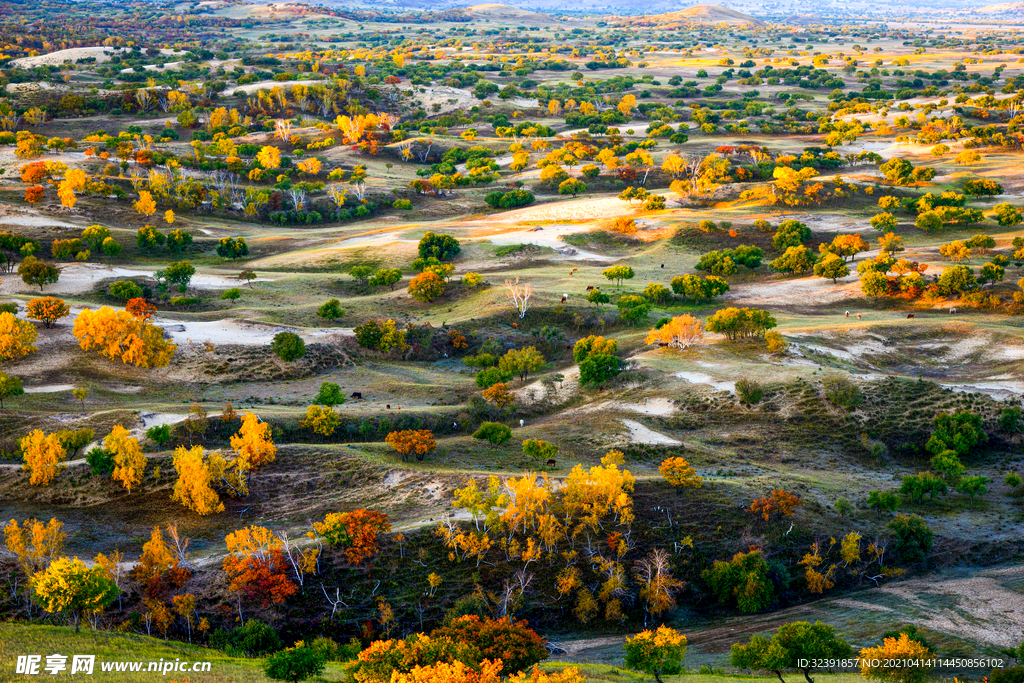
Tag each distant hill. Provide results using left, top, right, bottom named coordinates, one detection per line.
left=976, top=1, right=1024, bottom=11
left=624, top=4, right=767, bottom=26
left=463, top=3, right=561, bottom=23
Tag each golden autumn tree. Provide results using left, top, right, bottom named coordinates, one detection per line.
left=859, top=634, right=934, bottom=683
left=21, top=430, right=67, bottom=486
left=229, top=413, right=277, bottom=495
left=301, top=404, right=340, bottom=438
left=0, top=312, right=39, bottom=360
left=634, top=547, right=685, bottom=617
left=133, top=525, right=190, bottom=595
left=171, top=445, right=226, bottom=516
left=32, top=556, right=119, bottom=632
left=256, top=145, right=281, bottom=170
left=105, top=425, right=146, bottom=493
left=4, top=517, right=65, bottom=576
left=311, top=509, right=391, bottom=564
left=659, top=457, right=703, bottom=490
left=25, top=296, right=70, bottom=328
left=645, top=315, right=704, bottom=350
left=134, top=190, right=157, bottom=217
left=385, top=429, right=437, bottom=462
left=482, top=382, right=514, bottom=409
left=72, top=307, right=176, bottom=368
left=222, top=525, right=298, bottom=607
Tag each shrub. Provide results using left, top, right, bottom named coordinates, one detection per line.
left=271, top=332, right=305, bottom=362
left=86, top=447, right=114, bottom=476
left=264, top=647, right=325, bottom=682
left=579, top=353, right=621, bottom=385
left=212, top=620, right=283, bottom=657
left=472, top=421, right=512, bottom=445
left=109, top=280, right=143, bottom=301
left=822, top=376, right=863, bottom=408
left=393, top=199, right=412, bottom=210
left=735, top=378, right=763, bottom=404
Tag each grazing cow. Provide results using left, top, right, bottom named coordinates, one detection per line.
left=586, top=285, right=594, bottom=291
left=386, top=404, right=391, bottom=409
left=658, top=342, right=669, bottom=347
left=857, top=314, right=862, bottom=320
left=546, top=459, right=557, bottom=467
left=950, top=307, right=957, bottom=314
left=907, top=313, right=915, bottom=319
left=561, top=294, right=567, bottom=303
left=453, top=422, right=458, bottom=429
left=511, top=322, right=518, bottom=329
left=845, top=311, right=850, bottom=317
left=660, top=263, right=664, bottom=268
left=351, top=391, right=363, bottom=399
left=566, top=344, right=573, bottom=350
left=519, top=419, right=525, bottom=427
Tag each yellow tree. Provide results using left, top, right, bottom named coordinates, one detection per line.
left=230, top=413, right=277, bottom=495
left=134, top=190, right=157, bottom=217
left=171, top=446, right=225, bottom=515
left=4, top=517, right=65, bottom=576
left=72, top=307, right=176, bottom=368
left=0, top=312, right=39, bottom=360
left=105, top=425, right=146, bottom=493
left=634, top=547, right=685, bottom=616
left=257, top=145, right=282, bottom=170
left=301, top=404, right=340, bottom=438
left=21, top=430, right=67, bottom=485
left=25, top=297, right=70, bottom=329
left=32, top=557, right=119, bottom=632
left=859, top=634, right=934, bottom=683
left=659, top=457, right=703, bottom=490
left=645, top=315, right=704, bottom=350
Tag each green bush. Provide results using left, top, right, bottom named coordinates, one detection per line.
left=822, top=376, right=863, bottom=408
left=271, top=331, right=306, bottom=362
left=473, top=421, right=512, bottom=445
left=735, top=378, right=763, bottom=404
left=264, top=647, right=325, bottom=682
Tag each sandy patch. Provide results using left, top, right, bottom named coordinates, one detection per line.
left=620, top=419, right=680, bottom=445
left=23, top=384, right=75, bottom=394
left=12, top=47, right=183, bottom=68
left=397, top=84, right=536, bottom=116
left=156, top=319, right=352, bottom=346
left=0, top=263, right=273, bottom=296
left=516, top=366, right=580, bottom=403
left=674, top=371, right=736, bottom=393
left=475, top=224, right=614, bottom=262
left=231, top=79, right=325, bottom=94
left=726, top=274, right=861, bottom=307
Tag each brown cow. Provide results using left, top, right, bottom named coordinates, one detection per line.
left=907, top=313, right=915, bottom=319
left=546, top=459, right=557, bottom=467
left=586, top=285, right=594, bottom=291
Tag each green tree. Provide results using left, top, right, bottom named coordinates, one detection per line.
left=579, top=353, right=621, bottom=385
left=81, top=225, right=111, bottom=252
left=476, top=366, right=513, bottom=388
left=705, top=307, right=777, bottom=340
left=731, top=621, right=852, bottom=683
left=887, top=513, right=933, bottom=563
left=166, top=229, right=193, bottom=254
left=271, top=332, right=306, bottom=362
left=498, top=347, right=545, bottom=381
left=558, top=178, right=587, bottom=197
left=217, top=237, right=249, bottom=260
left=956, top=475, right=989, bottom=507
left=915, top=211, right=943, bottom=232
left=643, top=282, right=671, bottom=304
left=101, top=237, right=122, bottom=259
left=18, top=256, right=60, bottom=292
left=146, top=424, right=172, bottom=448
left=936, top=265, right=976, bottom=296
left=603, top=264, right=635, bottom=285
left=994, top=203, right=1022, bottom=227
left=349, top=265, right=373, bottom=284
left=418, top=231, right=461, bottom=261
left=314, top=381, right=346, bottom=406
left=163, top=261, right=196, bottom=292
left=703, top=549, right=774, bottom=613
left=880, top=158, right=914, bottom=185
left=522, top=439, right=558, bottom=461
left=772, top=220, right=812, bottom=250
left=814, top=253, right=850, bottom=282
left=866, top=489, right=901, bottom=517
left=369, top=268, right=403, bottom=291
left=617, top=294, right=651, bottom=326
left=473, top=421, right=512, bottom=445
left=86, top=447, right=114, bottom=476
left=0, top=371, right=25, bottom=409
left=264, top=647, right=326, bottom=683
left=316, top=299, right=344, bottom=320
left=771, top=246, right=816, bottom=274
left=926, top=410, right=987, bottom=457
left=136, top=226, right=165, bottom=251
left=963, top=179, right=1003, bottom=197
left=109, top=280, right=143, bottom=301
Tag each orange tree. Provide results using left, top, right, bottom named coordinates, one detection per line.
left=408, top=271, right=445, bottom=302
left=749, top=489, right=803, bottom=522
left=21, top=430, right=66, bottom=486
left=430, top=615, right=549, bottom=676
left=132, top=526, right=190, bottom=598
left=72, top=307, right=175, bottom=368
left=659, top=457, right=703, bottom=490
left=26, top=297, right=70, bottom=328
left=859, top=633, right=934, bottom=683
left=222, top=525, right=297, bottom=607
left=385, top=429, right=436, bottom=462
left=125, top=297, right=156, bottom=320
left=171, top=445, right=226, bottom=516
left=310, top=509, right=391, bottom=564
